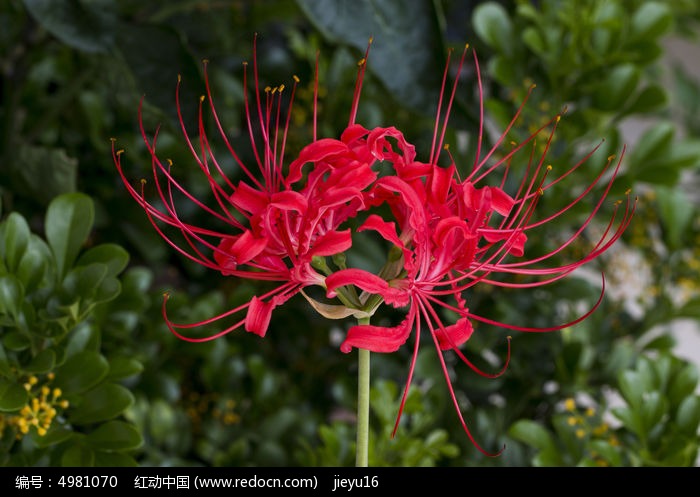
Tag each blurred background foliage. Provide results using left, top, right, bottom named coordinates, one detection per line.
left=1, top=0, right=699, bottom=466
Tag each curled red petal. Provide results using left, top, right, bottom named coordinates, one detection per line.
left=230, top=182, right=268, bottom=215
left=340, top=316, right=413, bottom=353
left=434, top=317, right=474, bottom=351
left=325, top=268, right=410, bottom=307
left=214, top=231, right=268, bottom=274
left=309, top=229, right=352, bottom=257
left=244, top=296, right=275, bottom=337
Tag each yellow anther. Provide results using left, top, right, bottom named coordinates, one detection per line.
left=264, top=86, right=271, bottom=93
left=358, top=57, right=366, bottom=67
left=368, top=36, right=374, bottom=44
left=546, top=165, right=553, bottom=171
left=242, top=61, right=248, bottom=67
left=177, top=74, right=182, bottom=83
left=47, top=373, right=55, bottom=381
left=37, top=427, right=47, bottom=436
left=564, top=398, right=576, bottom=411
left=167, top=159, right=173, bottom=166
left=52, top=388, right=62, bottom=398
left=444, top=143, right=450, bottom=150
left=537, top=187, right=544, bottom=196
left=625, top=188, right=631, bottom=195
left=202, top=58, right=209, bottom=65
left=556, top=115, right=561, bottom=123
left=200, top=95, right=205, bottom=102
left=41, top=386, right=50, bottom=397
left=29, top=376, right=38, bottom=385
left=140, top=178, right=147, bottom=186
left=279, top=84, right=285, bottom=92
left=293, top=75, right=300, bottom=83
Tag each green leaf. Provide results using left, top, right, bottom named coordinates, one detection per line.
left=24, top=349, right=56, bottom=374
left=106, top=357, right=143, bottom=381
left=678, top=297, right=700, bottom=319
left=508, top=419, right=556, bottom=452
left=630, top=122, right=675, bottom=165
left=70, top=383, right=134, bottom=425
left=472, top=2, right=514, bottom=56
left=93, top=277, right=121, bottom=305
left=31, top=425, right=74, bottom=448
left=45, top=193, right=95, bottom=282
left=63, top=264, right=108, bottom=302
left=642, top=333, right=676, bottom=353
left=0, top=343, right=10, bottom=377
left=86, top=421, right=143, bottom=451
left=656, top=186, right=696, bottom=248
left=593, top=64, right=640, bottom=111
left=22, top=0, right=115, bottom=53
left=675, top=396, right=700, bottom=436
left=0, top=379, right=29, bottom=412
left=0, top=275, right=24, bottom=321
left=630, top=2, right=672, bottom=41
left=522, top=27, right=546, bottom=57
left=17, top=236, right=51, bottom=294
left=640, top=391, right=666, bottom=430
left=94, top=452, right=139, bottom=467
left=54, top=351, right=109, bottom=395
left=76, top=244, right=129, bottom=279
left=624, top=85, right=668, bottom=115
left=618, top=370, right=644, bottom=407
left=297, top=0, right=443, bottom=112
left=3, top=213, right=30, bottom=273
left=61, top=443, right=95, bottom=466
left=13, top=145, right=78, bottom=206
left=588, top=440, right=622, bottom=467
left=2, top=331, right=31, bottom=351
left=668, top=363, right=699, bottom=407
left=488, top=55, right=517, bottom=87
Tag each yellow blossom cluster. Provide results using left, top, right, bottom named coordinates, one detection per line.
left=563, top=397, right=620, bottom=466
left=184, top=391, right=240, bottom=433
left=0, top=373, right=69, bottom=440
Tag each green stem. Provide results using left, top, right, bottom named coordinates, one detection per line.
left=355, top=317, right=371, bottom=467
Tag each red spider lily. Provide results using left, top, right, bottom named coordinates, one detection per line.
left=325, top=45, right=636, bottom=455
left=112, top=37, right=379, bottom=340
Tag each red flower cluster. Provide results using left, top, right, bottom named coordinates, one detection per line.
left=113, top=38, right=634, bottom=454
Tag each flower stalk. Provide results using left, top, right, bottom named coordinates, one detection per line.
left=355, top=344, right=370, bottom=468
left=356, top=331, right=371, bottom=467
